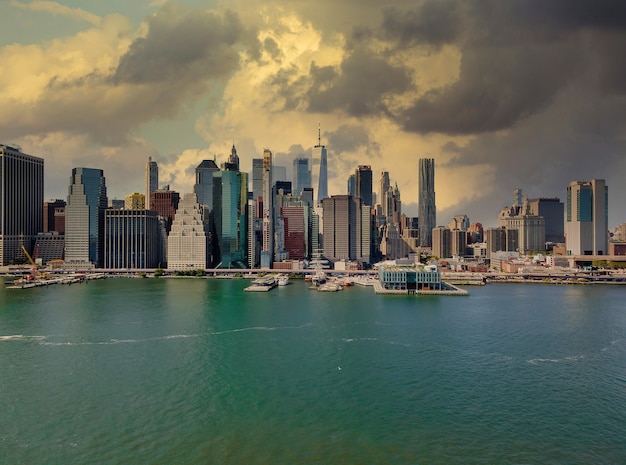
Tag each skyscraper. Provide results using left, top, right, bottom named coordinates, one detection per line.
left=356, top=165, right=373, bottom=207
left=124, top=192, right=145, bottom=209
left=322, top=195, right=370, bottom=265
left=293, top=157, right=311, bottom=196
left=252, top=158, right=263, bottom=201
left=104, top=209, right=159, bottom=269
left=212, top=145, right=247, bottom=268
left=43, top=199, right=65, bottom=233
left=314, top=126, right=328, bottom=205
left=565, top=179, right=608, bottom=255
left=65, top=167, right=108, bottom=268
left=347, top=174, right=356, bottom=197
left=194, top=159, right=219, bottom=208
left=0, top=145, right=44, bottom=265
left=261, top=149, right=273, bottom=268
left=145, top=157, right=158, bottom=210
left=167, top=193, right=208, bottom=269
left=380, top=171, right=390, bottom=217
left=418, top=158, right=436, bottom=247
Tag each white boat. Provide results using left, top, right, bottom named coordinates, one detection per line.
left=278, top=275, right=289, bottom=286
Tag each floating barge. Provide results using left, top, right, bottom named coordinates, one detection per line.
left=244, top=275, right=278, bottom=292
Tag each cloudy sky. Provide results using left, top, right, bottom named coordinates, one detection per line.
left=2, top=0, right=626, bottom=227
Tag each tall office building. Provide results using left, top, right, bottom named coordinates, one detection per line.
left=212, top=147, right=248, bottom=268
left=167, top=193, right=208, bottom=269
left=355, top=165, right=373, bottom=207
left=124, top=192, right=145, bottom=210
left=322, top=195, right=370, bottom=265
left=293, top=157, right=311, bottom=196
left=314, top=127, right=328, bottom=205
left=498, top=197, right=545, bottom=254
left=252, top=158, right=263, bottom=201
left=0, top=145, right=44, bottom=265
left=565, top=179, right=608, bottom=255
left=261, top=149, right=273, bottom=268
left=145, top=157, right=158, bottom=210
left=104, top=209, right=159, bottom=269
left=418, top=158, right=436, bottom=247
left=65, top=167, right=108, bottom=268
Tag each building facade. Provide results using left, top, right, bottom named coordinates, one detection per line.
left=314, top=130, right=328, bottom=205
left=124, top=192, right=145, bottom=210
left=261, top=149, right=274, bottom=268
left=65, top=167, right=108, bottom=268
left=528, top=197, right=564, bottom=244
left=104, top=209, right=159, bottom=269
left=43, top=199, right=65, bottom=233
left=418, top=158, right=436, bottom=247
left=565, top=179, right=608, bottom=255
left=167, top=193, right=208, bottom=269
left=0, top=145, right=44, bottom=265
left=355, top=165, right=373, bottom=207
left=322, top=195, right=370, bottom=265
left=293, top=157, right=311, bottom=196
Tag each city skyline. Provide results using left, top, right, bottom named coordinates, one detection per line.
left=2, top=1, right=626, bottom=227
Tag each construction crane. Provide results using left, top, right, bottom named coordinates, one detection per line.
left=21, top=245, right=46, bottom=281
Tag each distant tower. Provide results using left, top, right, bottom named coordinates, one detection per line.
left=565, top=179, right=608, bottom=255
left=293, top=156, right=311, bottom=196
left=194, top=159, right=219, bottom=208
left=380, top=171, right=390, bottom=217
left=252, top=158, right=263, bottom=201
left=167, top=193, right=208, bottom=269
left=65, top=168, right=108, bottom=268
left=418, top=158, right=436, bottom=247
left=347, top=174, right=356, bottom=197
left=0, top=145, right=44, bottom=265
left=356, top=165, right=373, bottom=207
left=314, top=125, right=328, bottom=205
left=145, top=157, right=158, bottom=210
left=261, top=149, right=274, bottom=268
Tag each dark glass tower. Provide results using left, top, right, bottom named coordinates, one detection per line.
left=418, top=158, right=436, bottom=247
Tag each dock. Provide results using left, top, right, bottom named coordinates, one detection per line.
left=244, top=275, right=278, bottom=292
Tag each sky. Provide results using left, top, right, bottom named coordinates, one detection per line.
left=2, top=0, right=626, bottom=228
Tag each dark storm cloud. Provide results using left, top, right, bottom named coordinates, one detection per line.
left=306, top=48, right=412, bottom=116
left=112, top=5, right=249, bottom=84
left=380, top=0, right=461, bottom=48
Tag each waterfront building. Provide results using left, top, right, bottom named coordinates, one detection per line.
left=0, top=145, right=44, bottom=265
left=528, top=197, right=564, bottom=244
left=378, top=264, right=443, bottom=291
left=43, top=199, right=65, bottom=233
left=356, top=165, right=373, bottom=207
left=314, top=127, right=328, bottom=205
left=322, top=195, right=370, bottom=265
left=167, top=193, right=208, bottom=269
left=145, top=157, right=158, bottom=210
left=261, top=149, right=274, bottom=268
left=34, top=232, right=65, bottom=264
left=65, top=167, right=108, bottom=268
left=281, top=205, right=308, bottom=260
left=565, top=179, right=608, bottom=255
left=293, top=157, right=311, bottom=196
left=124, top=192, right=145, bottom=210
left=418, top=158, right=436, bottom=247
left=150, top=187, right=180, bottom=233
left=104, top=209, right=159, bottom=269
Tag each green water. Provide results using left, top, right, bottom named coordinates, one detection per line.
left=1, top=277, right=625, bottom=464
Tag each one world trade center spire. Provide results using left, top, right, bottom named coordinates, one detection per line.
left=314, top=124, right=328, bottom=205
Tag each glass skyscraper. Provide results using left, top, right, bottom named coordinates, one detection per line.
left=314, top=128, right=328, bottom=205
left=293, top=157, right=311, bottom=196
left=145, top=157, right=158, bottom=210
left=65, top=167, right=108, bottom=268
left=418, top=158, right=436, bottom=248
